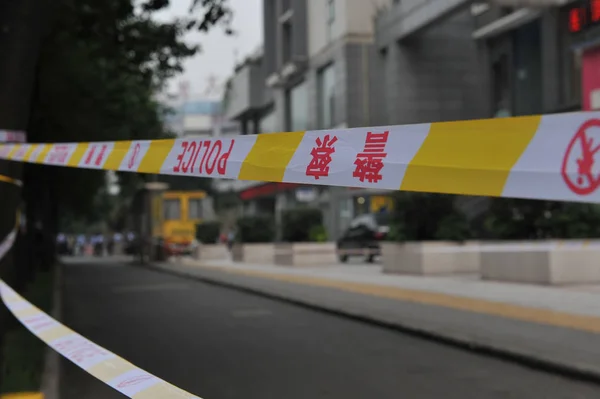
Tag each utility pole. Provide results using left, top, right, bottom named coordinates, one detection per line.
left=0, top=0, right=53, bottom=391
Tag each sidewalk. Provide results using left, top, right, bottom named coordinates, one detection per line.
left=151, top=257, right=600, bottom=381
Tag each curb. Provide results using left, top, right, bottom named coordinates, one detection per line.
left=40, top=264, right=62, bottom=399
left=145, top=261, right=600, bottom=385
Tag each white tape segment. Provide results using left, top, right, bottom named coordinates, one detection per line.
left=0, top=228, right=203, bottom=398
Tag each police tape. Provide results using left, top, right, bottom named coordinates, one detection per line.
left=0, top=174, right=23, bottom=187
left=0, top=179, right=203, bottom=399
left=1, top=112, right=600, bottom=203
left=0, top=130, right=26, bottom=144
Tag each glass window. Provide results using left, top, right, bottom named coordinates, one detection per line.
left=327, top=0, right=335, bottom=41
left=188, top=199, right=203, bottom=220
left=163, top=199, right=181, bottom=220
left=287, top=81, right=308, bottom=131
left=283, top=22, right=292, bottom=65
left=260, top=110, right=277, bottom=134
left=318, top=64, right=336, bottom=128
left=492, top=54, right=511, bottom=117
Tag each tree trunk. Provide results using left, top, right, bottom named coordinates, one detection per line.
left=0, top=0, right=54, bottom=390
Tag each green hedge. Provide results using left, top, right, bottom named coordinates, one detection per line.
left=282, top=208, right=324, bottom=242
left=196, top=221, right=221, bottom=244
left=388, top=192, right=473, bottom=242
left=237, top=215, right=275, bottom=243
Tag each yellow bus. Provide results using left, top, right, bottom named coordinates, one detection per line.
left=160, top=190, right=207, bottom=255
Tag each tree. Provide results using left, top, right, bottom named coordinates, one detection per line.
left=0, top=0, right=55, bottom=390
left=24, top=0, right=232, bottom=230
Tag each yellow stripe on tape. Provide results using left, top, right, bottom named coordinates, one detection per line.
left=0, top=393, right=44, bottom=399
left=34, top=144, right=51, bottom=163
left=23, top=144, right=36, bottom=161
left=67, top=143, right=89, bottom=167
left=7, top=144, right=21, bottom=159
left=238, top=131, right=305, bottom=182
left=138, top=139, right=175, bottom=174
left=104, top=140, right=131, bottom=170
left=401, top=116, right=541, bottom=196
left=0, top=174, right=22, bottom=187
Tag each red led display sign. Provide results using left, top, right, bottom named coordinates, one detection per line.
left=569, top=0, right=600, bottom=33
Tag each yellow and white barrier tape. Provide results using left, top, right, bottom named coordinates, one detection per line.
left=1, top=112, right=600, bottom=202
left=0, top=130, right=25, bottom=144
left=0, top=178, right=203, bottom=398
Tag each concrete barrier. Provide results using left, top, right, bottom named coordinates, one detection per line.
left=195, top=243, right=228, bottom=261
left=381, top=241, right=480, bottom=275
left=481, top=245, right=600, bottom=285
left=274, top=242, right=338, bottom=267
left=231, top=243, right=275, bottom=264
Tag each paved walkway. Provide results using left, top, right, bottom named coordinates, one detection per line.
left=154, top=257, right=600, bottom=381
left=176, top=258, right=600, bottom=322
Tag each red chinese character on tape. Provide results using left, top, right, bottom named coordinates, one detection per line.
left=128, top=143, right=141, bottom=169
left=306, top=134, right=337, bottom=179
left=83, top=144, right=108, bottom=167
left=562, top=119, right=600, bottom=195
left=353, top=131, right=389, bottom=184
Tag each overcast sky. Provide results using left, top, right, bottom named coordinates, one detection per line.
left=154, top=0, right=263, bottom=100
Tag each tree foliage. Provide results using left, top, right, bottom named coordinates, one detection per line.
left=26, top=0, right=233, bottom=226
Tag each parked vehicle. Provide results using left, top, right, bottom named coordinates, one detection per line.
left=162, top=190, right=207, bottom=256
left=336, top=212, right=390, bottom=263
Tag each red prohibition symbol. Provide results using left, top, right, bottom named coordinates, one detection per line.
left=562, top=119, right=600, bottom=195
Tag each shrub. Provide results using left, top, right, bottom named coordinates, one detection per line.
left=434, top=212, right=473, bottom=242
left=282, top=208, right=323, bottom=242
left=309, top=225, right=328, bottom=242
left=389, top=192, right=472, bottom=242
left=237, top=215, right=275, bottom=243
left=196, top=221, right=221, bottom=244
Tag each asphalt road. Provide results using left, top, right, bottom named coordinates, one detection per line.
left=60, top=258, right=600, bottom=399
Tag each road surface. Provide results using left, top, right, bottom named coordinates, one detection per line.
left=59, top=258, right=600, bottom=399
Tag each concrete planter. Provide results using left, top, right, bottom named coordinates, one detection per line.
left=480, top=243, right=600, bottom=285
left=232, top=243, right=275, bottom=264
left=382, top=241, right=480, bottom=275
left=274, top=242, right=337, bottom=267
left=194, top=243, right=228, bottom=261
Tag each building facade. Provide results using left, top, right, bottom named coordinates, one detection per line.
left=219, top=0, right=600, bottom=241
left=472, top=0, right=600, bottom=117
left=374, top=1, right=486, bottom=126
left=163, top=97, right=240, bottom=138
left=233, top=0, right=395, bottom=240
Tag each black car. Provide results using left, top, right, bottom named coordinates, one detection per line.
left=336, top=212, right=390, bottom=263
